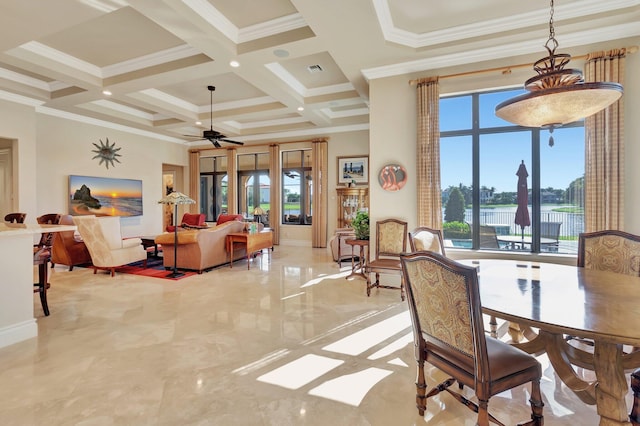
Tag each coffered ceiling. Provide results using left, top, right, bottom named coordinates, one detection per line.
left=0, top=0, right=638, bottom=147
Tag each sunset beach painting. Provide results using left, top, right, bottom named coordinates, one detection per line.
left=69, top=175, right=143, bottom=217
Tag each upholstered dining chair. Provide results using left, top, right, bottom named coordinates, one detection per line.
left=4, top=212, right=26, bottom=223
left=572, top=229, right=640, bottom=348
left=408, top=226, right=445, bottom=255
left=400, top=251, right=544, bottom=426
left=32, top=214, right=60, bottom=316
left=366, top=218, right=407, bottom=300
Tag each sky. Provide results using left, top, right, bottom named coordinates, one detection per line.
left=439, top=90, right=585, bottom=193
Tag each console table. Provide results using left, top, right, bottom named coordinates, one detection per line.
left=226, top=230, right=273, bottom=270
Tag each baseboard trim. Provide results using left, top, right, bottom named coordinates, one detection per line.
left=0, top=319, right=37, bottom=349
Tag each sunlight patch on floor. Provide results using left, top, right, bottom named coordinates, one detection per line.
left=308, top=367, right=393, bottom=406
left=256, top=354, right=344, bottom=390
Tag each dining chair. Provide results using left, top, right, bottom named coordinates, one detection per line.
left=400, top=251, right=544, bottom=426
left=33, top=214, right=60, bottom=316
left=408, top=226, right=445, bottom=255
left=4, top=212, right=26, bottom=223
left=366, top=218, right=407, bottom=300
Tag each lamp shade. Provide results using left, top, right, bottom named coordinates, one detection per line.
left=495, top=82, right=623, bottom=128
left=253, top=207, right=265, bottom=216
left=158, top=191, right=195, bottom=205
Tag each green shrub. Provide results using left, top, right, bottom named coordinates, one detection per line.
left=442, top=221, right=470, bottom=240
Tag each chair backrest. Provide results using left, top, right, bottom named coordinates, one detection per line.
left=36, top=213, right=61, bottom=247
left=409, top=226, right=446, bottom=256
left=540, top=221, right=562, bottom=241
left=401, top=251, right=488, bottom=381
left=375, top=218, right=408, bottom=258
left=578, top=230, right=640, bottom=276
left=181, top=212, right=206, bottom=227
left=4, top=212, right=26, bottom=223
left=479, top=225, right=500, bottom=249
left=72, top=215, right=113, bottom=266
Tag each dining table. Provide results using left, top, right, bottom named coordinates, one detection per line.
left=458, top=259, right=640, bottom=426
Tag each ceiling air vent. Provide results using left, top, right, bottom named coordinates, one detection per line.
left=307, top=64, right=323, bottom=73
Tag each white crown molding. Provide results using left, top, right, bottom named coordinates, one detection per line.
left=239, top=13, right=307, bottom=43
left=210, top=96, right=275, bottom=112
left=226, top=116, right=309, bottom=131
left=0, top=89, right=46, bottom=107
left=16, top=41, right=101, bottom=77
left=89, top=99, right=155, bottom=121
left=361, top=22, right=640, bottom=81
left=36, top=105, right=185, bottom=144
left=137, top=88, right=199, bottom=114
left=102, top=45, right=202, bottom=78
left=319, top=107, right=369, bottom=119
left=181, top=0, right=238, bottom=41
left=0, top=67, right=51, bottom=91
left=373, top=0, right=640, bottom=48
left=306, top=83, right=356, bottom=97
left=266, top=62, right=356, bottom=98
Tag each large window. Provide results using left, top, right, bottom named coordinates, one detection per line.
left=282, top=150, right=312, bottom=225
left=199, top=156, right=227, bottom=222
left=440, top=88, right=584, bottom=254
left=237, top=153, right=270, bottom=226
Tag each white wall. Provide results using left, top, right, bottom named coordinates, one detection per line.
left=0, top=101, right=189, bottom=237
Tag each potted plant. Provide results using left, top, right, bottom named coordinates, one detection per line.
left=351, top=210, right=370, bottom=240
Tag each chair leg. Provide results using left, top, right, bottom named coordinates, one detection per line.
left=477, top=399, right=490, bottom=426
left=110, top=267, right=115, bottom=277
left=415, top=360, right=427, bottom=416
left=36, top=262, right=50, bottom=316
left=517, top=378, right=544, bottom=426
left=69, top=265, right=74, bottom=271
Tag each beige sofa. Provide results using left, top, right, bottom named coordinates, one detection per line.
left=156, top=220, right=256, bottom=273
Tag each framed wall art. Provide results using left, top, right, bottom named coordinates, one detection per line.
left=69, top=175, right=143, bottom=217
left=337, top=155, right=369, bottom=186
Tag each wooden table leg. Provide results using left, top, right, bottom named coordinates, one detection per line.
left=593, top=342, right=630, bottom=425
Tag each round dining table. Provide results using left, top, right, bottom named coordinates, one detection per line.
left=458, top=259, right=640, bottom=426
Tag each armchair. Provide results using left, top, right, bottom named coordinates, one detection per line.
left=51, top=214, right=92, bottom=271
left=73, top=215, right=147, bottom=276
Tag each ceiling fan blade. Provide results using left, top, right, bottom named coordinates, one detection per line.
left=220, top=138, right=244, bottom=145
left=182, top=134, right=203, bottom=138
left=207, top=138, right=221, bottom=148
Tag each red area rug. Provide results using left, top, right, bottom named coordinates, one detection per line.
left=117, top=258, right=197, bottom=280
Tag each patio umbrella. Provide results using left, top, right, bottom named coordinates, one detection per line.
left=514, top=160, right=531, bottom=241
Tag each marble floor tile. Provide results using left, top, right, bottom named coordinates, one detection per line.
left=0, top=245, right=630, bottom=425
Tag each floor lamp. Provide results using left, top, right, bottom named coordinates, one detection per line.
left=158, top=191, right=195, bottom=278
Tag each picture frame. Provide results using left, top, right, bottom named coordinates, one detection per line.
left=69, top=175, right=143, bottom=217
left=337, top=155, right=369, bottom=185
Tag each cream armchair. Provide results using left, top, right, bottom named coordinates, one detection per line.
left=73, top=215, right=147, bottom=276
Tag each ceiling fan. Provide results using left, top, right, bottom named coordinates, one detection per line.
left=183, top=85, right=244, bottom=148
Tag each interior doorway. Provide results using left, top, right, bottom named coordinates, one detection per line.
left=162, top=164, right=184, bottom=231
left=0, top=138, right=15, bottom=219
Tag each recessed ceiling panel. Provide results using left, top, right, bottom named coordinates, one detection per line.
left=211, top=0, right=297, bottom=27
left=39, top=7, right=184, bottom=67
left=159, top=73, right=266, bottom=105
left=280, top=52, right=348, bottom=89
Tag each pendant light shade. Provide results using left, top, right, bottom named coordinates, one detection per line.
left=495, top=0, right=623, bottom=144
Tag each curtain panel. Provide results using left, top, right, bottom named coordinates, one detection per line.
left=416, top=77, right=442, bottom=229
left=584, top=49, right=626, bottom=231
left=268, top=144, right=280, bottom=244
left=312, top=139, right=328, bottom=248
left=189, top=150, right=200, bottom=214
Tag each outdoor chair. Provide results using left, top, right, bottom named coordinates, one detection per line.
left=366, top=218, right=407, bottom=300
left=400, top=251, right=544, bottom=426
left=479, top=225, right=501, bottom=249
left=4, top=212, right=26, bottom=223
left=540, top=221, right=562, bottom=252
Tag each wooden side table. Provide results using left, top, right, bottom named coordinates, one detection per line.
left=345, top=238, right=369, bottom=280
left=226, top=230, right=273, bottom=270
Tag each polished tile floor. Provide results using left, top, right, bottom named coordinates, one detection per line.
left=0, top=246, right=628, bottom=425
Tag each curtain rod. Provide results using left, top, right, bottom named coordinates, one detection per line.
left=409, top=45, right=638, bottom=85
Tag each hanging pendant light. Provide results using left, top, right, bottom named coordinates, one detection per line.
left=495, top=0, right=623, bottom=146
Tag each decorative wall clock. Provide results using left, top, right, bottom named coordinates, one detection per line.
left=92, top=137, right=121, bottom=169
left=378, top=164, right=407, bottom=191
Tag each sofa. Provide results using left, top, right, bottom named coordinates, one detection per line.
left=155, top=219, right=259, bottom=273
